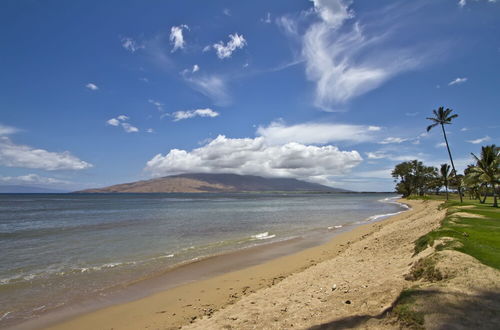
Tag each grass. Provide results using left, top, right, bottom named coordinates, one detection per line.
left=412, top=196, right=500, bottom=270
left=405, top=256, right=443, bottom=282
left=392, top=289, right=425, bottom=329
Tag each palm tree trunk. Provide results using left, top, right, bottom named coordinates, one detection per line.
left=493, top=182, right=498, bottom=208
left=441, top=124, right=463, bottom=202
left=445, top=184, right=449, bottom=200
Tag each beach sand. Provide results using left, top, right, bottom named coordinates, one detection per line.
left=43, top=199, right=445, bottom=329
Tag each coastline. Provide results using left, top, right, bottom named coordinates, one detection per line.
left=26, top=198, right=433, bottom=330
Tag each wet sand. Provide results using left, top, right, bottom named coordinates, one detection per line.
left=30, top=199, right=437, bottom=330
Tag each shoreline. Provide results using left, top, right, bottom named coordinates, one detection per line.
left=26, top=199, right=422, bottom=330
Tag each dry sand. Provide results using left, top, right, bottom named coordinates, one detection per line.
left=43, top=199, right=499, bottom=330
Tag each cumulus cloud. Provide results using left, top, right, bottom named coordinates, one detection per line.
left=106, top=115, right=139, bottom=133
left=448, top=77, right=467, bottom=86
left=435, top=142, right=447, bottom=148
left=145, top=135, right=363, bottom=184
left=256, top=121, right=380, bottom=145
left=192, top=64, right=200, bottom=73
left=85, top=83, right=99, bottom=90
left=0, top=173, right=71, bottom=186
left=379, top=137, right=409, bottom=144
left=311, top=0, right=354, bottom=28
left=213, top=33, right=247, bottom=59
left=171, top=108, right=220, bottom=121
left=0, top=136, right=92, bottom=170
left=121, top=37, right=144, bottom=52
left=170, top=25, right=189, bottom=52
left=467, top=136, right=491, bottom=144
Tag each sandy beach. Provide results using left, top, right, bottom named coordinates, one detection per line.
left=30, top=198, right=444, bottom=330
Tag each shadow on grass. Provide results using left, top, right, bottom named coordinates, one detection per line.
left=308, top=289, right=500, bottom=330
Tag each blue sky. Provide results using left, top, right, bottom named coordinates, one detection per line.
left=0, top=0, right=499, bottom=192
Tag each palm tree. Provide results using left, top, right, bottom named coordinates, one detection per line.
left=426, top=106, right=463, bottom=202
left=470, top=144, right=499, bottom=207
left=440, top=163, right=451, bottom=200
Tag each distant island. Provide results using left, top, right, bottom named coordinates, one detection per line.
left=76, top=173, right=350, bottom=193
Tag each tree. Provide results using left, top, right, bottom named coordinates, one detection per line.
left=469, top=144, right=500, bottom=207
left=426, top=106, right=463, bottom=202
left=392, top=160, right=438, bottom=197
left=440, top=163, right=451, bottom=200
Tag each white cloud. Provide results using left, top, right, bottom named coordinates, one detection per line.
left=262, top=12, right=272, bottom=24
left=213, top=33, right=247, bottom=59
left=285, top=0, right=427, bottom=110
left=448, top=77, right=467, bottom=86
left=467, top=136, right=491, bottom=144
left=85, top=83, right=98, bottom=90
left=148, top=99, right=164, bottom=112
left=459, top=0, right=497, bottom=7
left=311, top=0, right=354, bottom=28
left=145, top=135, right=363, bottom=184
left=223, top=8, right=231, bottom=16
left=379, top=137, right=409, bottom=144
left=170, top=25, right=189, bottom=52
left=365, top=151, right=388, bottom=159
left=0, top=136, right=92, bottom=170
left=0, top=123, right=20, bottom=136
left=202, top=45, right=211, bottom=52
left=256, top=121, right=380, bottom=145
left=0, top=173, right=71, bottom=186
left=184, top=74, right=230, bottom=105
left=121, top=37, right=144, bottom=53
left=121, top=122, right=139, bottom=133
left=435, top=142, right=447, bottom=148
left=460, top=127, right=469, bottom=132
left=147, top=128, right=154, bottom=133
left=171, top=108, right=220, bottom=121
left=106, top=118, right=120, bottom=126
left=192, top=64, right=200, bottom=73
left=106, top=115, right=139, bottom=133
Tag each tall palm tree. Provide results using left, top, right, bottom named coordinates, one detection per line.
left=470, top=144, right=499, bottom=207
left=426, top=106, right=463, bottom=202
left=440, top=163, right=451, bottom=200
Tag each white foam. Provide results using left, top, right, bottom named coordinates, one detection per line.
left=251, top=232, right=276, bottom=240
left=327, top=225, right=343, bottom=230
left=0, top=312, right=11, bottom=321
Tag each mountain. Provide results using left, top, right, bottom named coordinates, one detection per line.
left=0, top=185, right=69, bottom=193
left=76, top=173, right=349, bottom=193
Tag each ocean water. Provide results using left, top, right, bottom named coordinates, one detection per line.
left=0, top=193, right=406, bottom=327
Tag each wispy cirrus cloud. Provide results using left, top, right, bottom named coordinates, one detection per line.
left=121, top=37, right=144, bottom=53
left=256, top=121, right=381, bottom=145
left=448, top=77, right=467, bottom=86
left=171, top=108, right=219, bottom=121
left=280, top=0, right=430, bottom=111
left=467, top=136, right=491, bottom=144
left=183, top=74, right=230, bottom=105
left=0, top=173, right=72, bottom=186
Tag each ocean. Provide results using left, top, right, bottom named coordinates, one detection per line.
left=0, top=192, right=407, bottom=328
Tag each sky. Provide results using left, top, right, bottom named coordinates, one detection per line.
left=0, top=0, right=499, bottom=192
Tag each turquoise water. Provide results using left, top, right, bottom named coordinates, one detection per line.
left=0, top=192, right=405, bottom=327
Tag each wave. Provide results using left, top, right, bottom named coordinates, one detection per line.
left=251, top=232, right=276, bottom=240
left=327, top=225, right=343, bottom=230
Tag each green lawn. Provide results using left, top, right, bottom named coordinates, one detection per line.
left=412, top=197, right=500, bottom=270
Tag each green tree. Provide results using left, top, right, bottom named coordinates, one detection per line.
left=469, top=144, right=500, bottom=207
left=426, top=106, right=463, bottom=202
left=440, top=163, right=451, bottom=200
left=392, top=160, right=438, bottom=197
